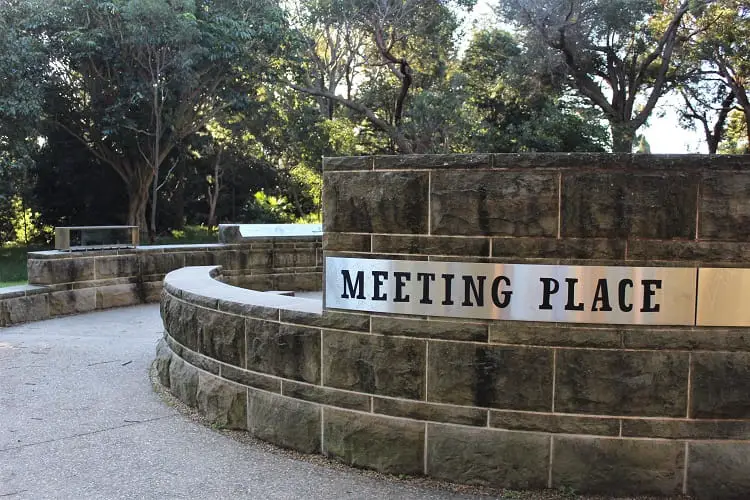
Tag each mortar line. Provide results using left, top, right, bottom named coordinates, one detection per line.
left=547, top=436, right=554, bottom=488
left=428, top=171, right=432, bottom=235
left=320, top=329, right=325, bottom=386
left=695, top=180, right=701, bottom=240
left=320, top=407, right=326, bottom=455
left=424, top=340, right=429, bottom=401
left=423, top=422, right=429, bottom=475
left=682, top=441, right=689, bottom=495
left=685, top=352, right=693, bottom=418
left=556, top=172, right=562, bottom=239
left=551, top=349, right=557, bottom=413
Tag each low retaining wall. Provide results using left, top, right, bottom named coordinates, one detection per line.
left=0, top=235, right=321, bottom=327
left=157, top=153, right=750, bottom=499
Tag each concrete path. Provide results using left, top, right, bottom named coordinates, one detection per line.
left=0, top=305, right=485, bottom=500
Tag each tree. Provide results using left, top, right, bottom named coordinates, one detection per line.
left=0, top=0, right=48, bottom=243
left=288, top=0, right=475, bottom=154
left=677, top=80, right=735, bottom=154
left=497, top=0, right=705, bottom=152
left=686, top=0, right=750, bottom=153
left=460, top=28, right=609, bottom=152
left=45, top=0, right=287, bottom=234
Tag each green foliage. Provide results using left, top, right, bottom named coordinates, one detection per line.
left=152, top=224, right=217, bottom=245
left=240, top=191, right=297, bottom=224
left=0, top=244, right=45, bottom=286
left=10, top=195, right=44, bottom=244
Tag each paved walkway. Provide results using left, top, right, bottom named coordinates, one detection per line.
left=0, top=305, right=485, bottom=500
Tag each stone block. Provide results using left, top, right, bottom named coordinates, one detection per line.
left=275, top=272, right=321, bottom=292
left=489, top=322, right=622, bottom=348
left=373, top=398, right=486, bottom=426
left=0, top=294, right=49, bottom=326
left=323, top=171, right=429, bottom=234
left=491, top=237, right=626, bottom=260
left=561, top=171, right=698, bottom=239
left=622, top=419, right=750, bottom=440
left=248, top=388, right=321, bottom=454
left=688, top=442, right=750, bottom=499
left=139, top=252, right=184, bottom=277
left=141, top=281, right=162, bottom=303
left=273, top=248, right=317, bottom=269
left=162, top=296, right=199, bottom=352
left=490, top=410, right=619, bottom=436
left=323, top=408, right=424, bottom=475
left=169, top=357, right=199, bottom=407
left=426, top=423, right=549, bottom=489
left=181, top=348, right=220, bottom=375
left=627, top=240, right=750, bottom=263
left=431, top=170, right=557, bottom=237
left=371, top=316, right=488, bottom=342
left=426, top=341, right=552, bottom=411
left=552, top=436, right=684, bottom=496
left=28, top=257, right=95, bottom=285
left=323, top=233, right=371, bottom=253
left=323, top=155, right=372, bottom=171
left=700, top=171, right=750, bottom=241
left=96, top=284, right=140, bottom=309
left=374, top=153, right=490, bottom=170
left=280, top=309, right=369, bottom=332
left=282, top=380, right=370, bottom=411
left=217, top=298, right=279, bottom=320
left=196, top=373, right=247, bottom=430
left=48, top=289, right=96, bottom=317
left=623, top=327, right=750, bottom=352
left=246, top=319, right=320, bottom=384
left=154, top=338, right=173, bottom=388
left=218, top=225, right=243, bottom=244
left=197, top=309, right=245, bottom=368
left=371, top=235, right=490, bottom=257
left=555, top=349, right=688, bottom=417
left=95, top=255, right=138, bottom=280
left=691, top=352, right=750, bottom=418
left=221, top=365, right=280, bottom=393
left=322, top=330, right=425, bottom=399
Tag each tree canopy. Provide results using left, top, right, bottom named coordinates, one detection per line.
left=0, top=0, right=747, bottom=243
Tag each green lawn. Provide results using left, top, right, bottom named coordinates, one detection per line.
left=0, top=245, right=43, bottom=288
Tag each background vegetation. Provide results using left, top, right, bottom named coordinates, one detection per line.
left=1, top=0, right=749, bottom=281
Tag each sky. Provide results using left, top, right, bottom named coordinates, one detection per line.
left=459, top=1, right=706, bottom=154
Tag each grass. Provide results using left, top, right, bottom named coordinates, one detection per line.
left=150, top=225, right=219, bottom=246
left=0, top=245, right=41, bottom=288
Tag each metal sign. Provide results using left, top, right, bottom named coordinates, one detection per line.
left=325, top=257, right=699, bottom=325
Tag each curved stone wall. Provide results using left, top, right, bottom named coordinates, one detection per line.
left=1, top=234, right=321, bottom=327
left=160, top=154, right=750, bottom=500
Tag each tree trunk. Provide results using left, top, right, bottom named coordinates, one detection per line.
left=611, top=122, right=637, bottom=153
left=126, top=174, right=153, bottom=241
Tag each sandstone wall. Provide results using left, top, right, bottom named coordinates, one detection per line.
left=0, top=237, right=321, bottom=327
left=320, top=153, right=750, bottom=499
left=158, top=154, right=750, bottom=499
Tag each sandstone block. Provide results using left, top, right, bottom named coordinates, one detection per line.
left=431, top=170, right=558, bottom=237
left=322, top=330, right=425, bottom=399
left=196, top=373, right=247, bottom=430
left=555, top=349, right=688, bottom=417
left=246, top=319, right=320, bottom=383
left=323, top=171, right=429, bottom=234
left=427, top=341, right=552, bottom=411
left=323, top=408, right=424, bottom=475
left=551, top=436, right=684, bottom=496
left=426, top=424, right=549, bottom=489
left=49, top=289, right=96, bottom=317
left=248, top=388, right=321, bottom=453
left=169, top=357, right=199, bottom=407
